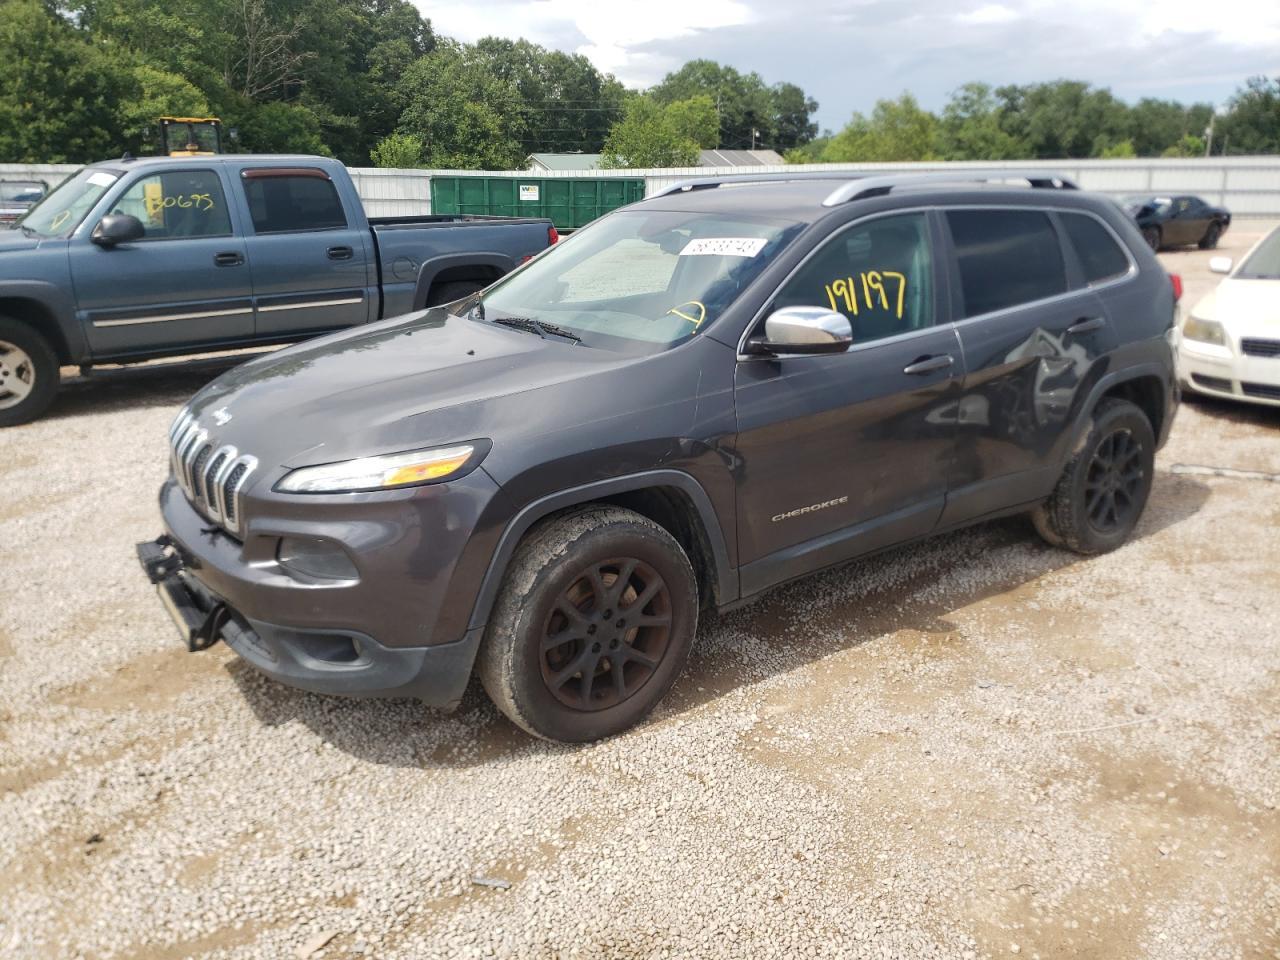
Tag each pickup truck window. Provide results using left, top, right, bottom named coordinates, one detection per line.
left=110, top=170, right=231, bottom=240
left=478, top=210, right=802, bottom=351
left=773, top=212, right=934, bottom=344
left=17, top=168, right=118, bottom=238
left=241, top=173, right=347, bottom=234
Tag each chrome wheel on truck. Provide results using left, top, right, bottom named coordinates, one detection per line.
left=0, top=319, right=60, bottom=427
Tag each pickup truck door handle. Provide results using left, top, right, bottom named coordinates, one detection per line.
left=902, top=354, right=954, bottom=376
left=213, top=251, right=244, bottom=267
left=327, top=245, right=354, bottom=261
left=1067, top=316, right=1106, bottom=335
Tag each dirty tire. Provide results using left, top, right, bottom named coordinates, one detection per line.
left=1141, top=226, right=1161, bottom=252
left=0, top=316, right=60, bottom=428
left=477, top=505, right=698, bottom=742
left=1198, top=222, right=1222, bottom=250
left=1032, top=398, right=1156, bottom=555
left=426, top=281, right=483, bottom=308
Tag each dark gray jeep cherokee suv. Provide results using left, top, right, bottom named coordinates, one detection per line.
left=138, top=171, right=1180, bottom=742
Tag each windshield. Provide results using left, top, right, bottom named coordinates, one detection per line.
left=17, top=169, right=118, bottom=237
left=474, top=210, right=804, bottom=351
left=1124, top=196, right=1172, bottom=215
left=0, top=181, right=46, bottom=203
left=1236, top=228, right=1280, bottom=280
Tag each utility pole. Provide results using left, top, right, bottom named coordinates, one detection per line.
left=1204, top=113, right=1214, bottom=157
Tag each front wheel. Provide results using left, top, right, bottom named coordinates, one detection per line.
left=477, top=505, right=698, bottom=742
left=1198, top=222, right=1222, bottom=249
left=1141, top=226, right=1161, bottom=252
left=1032, top=398, right=1156, bottom=554
left=0, top=318, right=60, bottom=427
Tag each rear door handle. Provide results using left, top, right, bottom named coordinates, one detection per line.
left=327, top=245, right=353, bottom=261
left=902, top=354, right=954, bottom=376
left=1067, top=316, right=1106, bottom=335
left=213, top=251, right=243, bottom=266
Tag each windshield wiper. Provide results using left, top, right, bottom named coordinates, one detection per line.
left=491, top=315, right=582, bottom=344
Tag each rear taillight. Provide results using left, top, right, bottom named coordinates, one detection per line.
left=548, top=226, right=559, bottom=245
left=1170, top=273, right=1183, bottom=302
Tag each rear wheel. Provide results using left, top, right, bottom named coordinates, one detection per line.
left=1032, top=398, right=1156, bottom=555
left=1141, top=226, right=1161, bottom=252
left=1198, top=222, right=1222, bottom=250
left=425, top=280, right=484, bottom=308
left=477, top=505, right=698, bottom=742
left=0, top=317, right=60, bottom=427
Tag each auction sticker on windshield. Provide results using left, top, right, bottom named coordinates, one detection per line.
left=680, top=237, right=768, bottom=258
left=87, top=172, right=118, bottom=187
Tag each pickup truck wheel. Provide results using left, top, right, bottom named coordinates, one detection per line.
left=1141, top=226, right=1161, bottom=252
left=426, top=281, right=483, bottom=307
left=477, top=505, right=698, bottom=742
left=1031, top=398, right=1155, bottom=555
left=1198, top=222, right=1222, bottom=250
left=0, top=318, right=59, bottom=427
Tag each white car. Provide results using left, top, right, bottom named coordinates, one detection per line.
left=1178, top=225, right=1280, bottom=407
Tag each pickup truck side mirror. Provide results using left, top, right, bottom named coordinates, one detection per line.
left=746, top=306, right=853, bottom=356
left=91, top=213, right=145, bottom=247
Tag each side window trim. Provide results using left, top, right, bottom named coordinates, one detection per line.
left=108, top=167, right=234, bottom=243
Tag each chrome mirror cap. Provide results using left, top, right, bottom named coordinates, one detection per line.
left=753, top=306, right=853, bottom=356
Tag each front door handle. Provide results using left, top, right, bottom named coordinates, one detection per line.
left=213, top=251, right=244, bottom=266
left=327, top=245, right=353, bottom=261
left=903, top=354, right=954, bottom=376
left=1067, top=316, right=1106, bottom=335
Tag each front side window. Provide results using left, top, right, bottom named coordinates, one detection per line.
left=242, top=172, right=346, bottom=233
left=110, top=170, right=231, bottom=240
left=772, top=212, right=934, bottom=343
left=1060, top=213, right=1130, bottom=285
left=477, top=210, right=803, bottom=352
left=947, top=209, right=1066, bottom=318
left=1237, top=228, right=1280, bottom=280
left=17, top=169, right=118, bottom=238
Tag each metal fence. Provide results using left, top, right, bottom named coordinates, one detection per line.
left=5, top=157, right=1279, bottom=218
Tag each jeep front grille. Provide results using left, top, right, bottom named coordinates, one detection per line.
left=168, top=411, right=257, bottom=536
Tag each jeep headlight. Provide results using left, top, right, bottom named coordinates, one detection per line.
left=1182, top=315, right=1227, bottom=348
left=275, top=442, right=485, bottom=494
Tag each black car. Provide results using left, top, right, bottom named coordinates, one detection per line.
left=1124, top=194, right=1230, bottom=252
left=139, top=170, right=1180, bottom=742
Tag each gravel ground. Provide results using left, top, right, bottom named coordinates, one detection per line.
left=2, top=222, right=1279, bottom=960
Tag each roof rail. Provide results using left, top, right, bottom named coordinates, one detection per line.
left=820, top=170, right=1077, bottom=206
left=653, top=169, right=1078, bottom=206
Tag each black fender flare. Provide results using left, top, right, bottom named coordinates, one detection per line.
left=1063, top=361, right=1173, bottom=463
left=412, top=252, right=517, bottom=310
left=466, top=469, right=738, bottom=633
left=0, top=280, right=86, bottom=362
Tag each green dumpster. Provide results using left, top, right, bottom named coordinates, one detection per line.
left=430, top=176, right=646, bottom=230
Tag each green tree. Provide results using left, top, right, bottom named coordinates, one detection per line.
left=665, top=95, right=719, bottom=149
left=1217, top=75, right=1280, bottom=154
left=1162, top=134, right=1205, bottom=157
left=651, top=59, right=778, bottom=150
left=600, top=96, right=700, bottom=168
left=395, top=42, right=525, bottom=169
left=995, top=80, right=1128, bottom=158
left=0, top=0, right=130, bottom=162
left=370, top=131, right=423, bottom=168
left=936, top=82, right=1028, bottom=160
left=1097, top=138, right=1137, bottom=158
left=771, top=82, right=818, bottom=150
left=228, top=100, right=331, bottom=154
left=821, top=93, right=939, bottom=162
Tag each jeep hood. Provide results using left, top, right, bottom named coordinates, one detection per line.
left=184, top=309, right=645, bottom=467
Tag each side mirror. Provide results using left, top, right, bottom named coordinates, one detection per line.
left=91, top=213, right=145, bottom=247
left=747, top=306, right=853, bottom=356
left=1209, top=256, right=1233, bottom=275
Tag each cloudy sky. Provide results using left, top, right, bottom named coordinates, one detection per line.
left=416, top=0, right=1280, bottom=133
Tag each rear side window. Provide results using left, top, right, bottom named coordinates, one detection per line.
left=241, top=172, right=346, bottom=234
left=1059, top=213, right=1131, bottom=284
left=946, top=209, right=1066, bottom=318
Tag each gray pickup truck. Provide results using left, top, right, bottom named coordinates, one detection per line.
left=0, top=155, right=557, bottom=425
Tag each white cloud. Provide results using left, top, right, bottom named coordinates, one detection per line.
left=416, top=0, right=754, bottom=85
left=956, top=4, right=1019, bottom=24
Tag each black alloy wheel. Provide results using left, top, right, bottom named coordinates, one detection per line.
left=540, top=558, right=672, bottom=711
left=1083, top=428, right=1144, bottom=534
